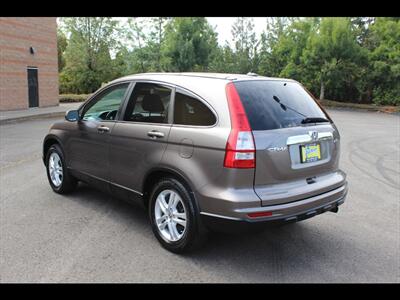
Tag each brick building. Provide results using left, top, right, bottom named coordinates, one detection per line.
left=0, top=17, right=59, bottom=111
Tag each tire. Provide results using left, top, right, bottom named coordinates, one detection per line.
left=45, top=144, right=77, bottom=194
left=149, top=177, right=207, bottom=253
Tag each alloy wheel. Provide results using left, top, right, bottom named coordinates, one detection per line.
left=48, top=152, right=63, bottom=187
left=154, top=189, right=187, bottom=242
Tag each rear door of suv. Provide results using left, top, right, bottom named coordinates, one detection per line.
left=233, top=80, right=346, bottom=206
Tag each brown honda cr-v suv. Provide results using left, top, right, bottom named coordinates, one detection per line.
left=43, top=73, right=348, bottom=253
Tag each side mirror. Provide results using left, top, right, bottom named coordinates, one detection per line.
left=65, top=110, right=80, bottom=122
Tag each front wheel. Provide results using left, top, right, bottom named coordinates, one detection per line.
left=45, top=144, right=77, bottom=194
left=149, top=178, right=207, bottom=253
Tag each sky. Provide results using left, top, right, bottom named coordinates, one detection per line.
left=206, top=17, right=268, bottom=46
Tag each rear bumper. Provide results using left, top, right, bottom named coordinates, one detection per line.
left=199, top=181, right=348, bottom=224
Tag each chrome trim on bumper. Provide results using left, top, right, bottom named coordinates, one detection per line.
left=287, top=131, right=333, bottom=145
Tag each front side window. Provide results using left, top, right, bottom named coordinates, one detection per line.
left=173, top=92, right=216, bottom=126
left=123, top=82, right=172, bottom=124
left=82, top=83, right=129, bottom=121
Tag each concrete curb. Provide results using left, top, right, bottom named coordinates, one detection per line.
left=0, top=111, right=66, bottom=125
left=0, top=103, right=81, bottom=125
left=322, top=105, right=400, bottom=115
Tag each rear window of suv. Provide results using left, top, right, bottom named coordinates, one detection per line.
left=234, top=80, right=328, bottom=131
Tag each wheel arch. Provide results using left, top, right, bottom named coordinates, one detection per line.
left=142, top=167, right=200, bottom=212
left=43, top=135, right=64, bottom=165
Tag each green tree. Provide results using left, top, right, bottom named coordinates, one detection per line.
left=279, top=18, right=318, bottom=81
left=162, top=18, right=219, bottom=71
left=57, top=29, right=67, bottom=72
left=147, top=17, right=170, bottom=71
left=366, top=18, right=400, bottom=105
left=350, top=17, right=375, bottom=47
left=57, top=17, right=399, bottom=106
left=258, top=18, right=315, bottom=80
left=231, top=17, right=260, bottom=73
left=209, top=43, right=237, bottom=73
left=126, top=18, right=148, bottom=73
left=111, top=46, right=131, bottom=78
left=59, top=17, right=120, bottom=94
left=257, top=17, right=298, bottom=76
left=119, top=17, right=171, bottom=74
left=301, top=17, right=366, bottom=100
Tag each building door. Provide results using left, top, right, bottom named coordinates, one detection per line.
left=27, top=67, right=39, bottom=108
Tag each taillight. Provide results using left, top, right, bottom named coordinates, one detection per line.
left=224, top=83, right=255, bottom=169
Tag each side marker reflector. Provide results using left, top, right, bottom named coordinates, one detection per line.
left=247, top=211, right=273, bottom=218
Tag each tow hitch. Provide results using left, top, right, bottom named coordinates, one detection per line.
left=330, top=206, right=339, bottom=213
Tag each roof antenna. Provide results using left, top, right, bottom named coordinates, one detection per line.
left=246, top=72, right=258, bottom=77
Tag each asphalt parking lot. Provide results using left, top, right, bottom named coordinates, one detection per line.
left=0, top=109, right=399, bottom=283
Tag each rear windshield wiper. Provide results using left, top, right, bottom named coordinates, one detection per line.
left=301, top=117, right=330, bottom=124
left=272, top=95, right=307, bottom=118
left=272, top=96, right=330, bottom=124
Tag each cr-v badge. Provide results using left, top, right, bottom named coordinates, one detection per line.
left=267, top=146, right=287, bottom=152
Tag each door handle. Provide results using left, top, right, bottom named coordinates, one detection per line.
left=97, top=125, right=110, bottom=133
left=147, top=130, right=164, bottom=139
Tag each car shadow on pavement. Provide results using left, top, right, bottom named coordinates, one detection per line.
left=64, top=182, right=151, bottom=230
left=64, top=182, right=348, bottom=282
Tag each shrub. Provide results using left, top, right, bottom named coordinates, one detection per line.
left=372, top=87, right=400, bottom=106
left=59, top=94, right=91, bottom=103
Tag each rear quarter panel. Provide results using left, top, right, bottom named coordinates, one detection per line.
left=159, top=78, right=259, bottom=214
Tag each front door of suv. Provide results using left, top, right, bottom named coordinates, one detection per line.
left=67, top=83, right=130, bottom=191
left=109, top=82, right=173, bottom=199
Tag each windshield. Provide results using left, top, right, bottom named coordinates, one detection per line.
left=234, top=80, right=329, bottom=131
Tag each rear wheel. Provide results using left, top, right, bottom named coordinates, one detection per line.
left=149, top=177, right=207, bottom=253
left=45, top=144, right=77, bottom=194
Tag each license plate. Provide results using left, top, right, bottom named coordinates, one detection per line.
left=300, top=143, right=321, bottom=163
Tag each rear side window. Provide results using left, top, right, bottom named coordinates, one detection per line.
left=234, top=80, right=328, bottom=131
left=173, top=92, right=216, bottom=126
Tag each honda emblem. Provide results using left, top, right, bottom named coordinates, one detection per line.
left=309, top=131, right=318, bottom=141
